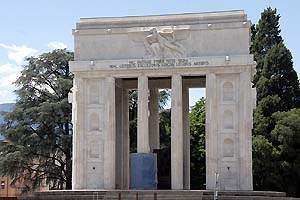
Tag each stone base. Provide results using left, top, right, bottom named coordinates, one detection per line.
left=19, top=190, right=300, bottom=200
left=130, top=153, right=157, bottom=190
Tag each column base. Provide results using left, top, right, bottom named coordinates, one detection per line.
left=130, top=153, right=157, bottom=190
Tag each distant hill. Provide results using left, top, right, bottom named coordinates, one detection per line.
left=0, top=103, right=14, bottom=140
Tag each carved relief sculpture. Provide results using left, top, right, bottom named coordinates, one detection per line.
left=129, top=26, right=188, bottom=59
left=144, top=27, right=186, bottom=58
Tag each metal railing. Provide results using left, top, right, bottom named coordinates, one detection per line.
left=92, top=191, right=99, bottom=200
left=214, top=173, right=219, bottom=200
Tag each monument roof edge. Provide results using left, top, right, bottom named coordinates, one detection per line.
left=76, top=10, right=247, bottom=29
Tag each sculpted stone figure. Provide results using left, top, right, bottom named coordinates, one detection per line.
left=144, top=27, right=186, bottom=58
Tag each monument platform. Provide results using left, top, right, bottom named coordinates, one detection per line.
left=19, top=190, right=300, bottom=200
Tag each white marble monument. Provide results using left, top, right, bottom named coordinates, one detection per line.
left=69, top=10, right=256, bottom=190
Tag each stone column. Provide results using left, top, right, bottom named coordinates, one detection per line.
left=149, top=88, right=160, bottom=152
left=205, top=73, right=218, bottom=190
left=171, top=74, right=183, bottom=190
left=137, top=76, right=150, bottom=153
left=239, top=69, right=253, bottom=190
left=104, top=77, right=116, bottom=189
left=182, top=86, right=190, bottom=190
left=115, top=86, right=123, bottom=189
left=72, top=77, right=85, bottom=189
left=122, top=88, right=130, bottom=189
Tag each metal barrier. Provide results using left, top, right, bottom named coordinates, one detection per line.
left=214, top=173, right=220, bottom=200
left=92, top=191, right=99, bottom=200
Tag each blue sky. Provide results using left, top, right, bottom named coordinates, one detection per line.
left=0, top=0, right=299, bottom=106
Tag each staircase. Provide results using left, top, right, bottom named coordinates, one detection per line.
left=104, top=190, right=203, bottom=199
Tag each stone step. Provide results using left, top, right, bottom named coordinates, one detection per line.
left=17, top=190, right=300, bottom=200
left=202, top=191, right=286, bottom=197
left=202, top=196, right=300, bottom=200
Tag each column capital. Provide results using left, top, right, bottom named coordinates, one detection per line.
left=172, top=74, right=182, bottom=79
left=138, top=75, right=148, bottom=80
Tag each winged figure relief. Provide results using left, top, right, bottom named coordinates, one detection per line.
left=128, top=27, right=189, bottom=59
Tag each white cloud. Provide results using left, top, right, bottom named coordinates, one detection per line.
left=0, top=63, right=19, bottom=74
left=0, top=63, right=22, bottom=103
left=0, top=71, right=20, bottom=87
left=0, top=43, right=38, bottom=64
left=0, top=89, right=16, bottom=104
left=47, top=41, right=67, bottom=50
left=0, top=89, right=10, bottom=100
left=0, top=43, right=38, bottom=104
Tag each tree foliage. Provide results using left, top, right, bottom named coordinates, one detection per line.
left=252, top=135, right=281, bottom=191
left=250, top=7, right=283, bottom=85
left=254, top=109, right=300, bottom=196
left=159, top=108, right=171, bottom=149
left=189, top=97, right=205, bottom=189
left=129, top=89, right=171, bottom=152
left=0, top=49, right=73, bottom=191
left=255, top=43, right=300, bottom=110
left=271, top=109, right=300, bottom=196
left=251, top=7, right=300, bottom=196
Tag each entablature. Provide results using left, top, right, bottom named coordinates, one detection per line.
left=70, top=55, right=255, bottom=74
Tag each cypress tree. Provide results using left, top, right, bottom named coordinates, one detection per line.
left=251, top=7, right=283, bottom=85
left=251, top=7, right=300, bottom=137
left=251, top=8, right=300, bottom=195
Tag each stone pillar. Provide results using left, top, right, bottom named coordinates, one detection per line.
left=115, top=84, right=130, bottom=190
left=171, top=74, right=183, bottom=190
left=122, top=88, right=130, bottom=189
left=104, top=77, right=116, bottom=189
left=182, top=86, right=190, bottom=190
left=149, top=88, right=160, bottom=152
left=137, top=76, right=150, bottom=153
left=115, top=86, right=123, bottom=189
left=239, top=70, right=253, bottom=190
left=72, top=77, right=85, bottom=189
left=206, top=73, right=218, bottom=190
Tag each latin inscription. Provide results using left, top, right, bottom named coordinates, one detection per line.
left=109, top=58, right=209, bottom=69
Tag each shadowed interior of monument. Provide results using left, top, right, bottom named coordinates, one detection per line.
left=115, top=76, right=206, bottom=190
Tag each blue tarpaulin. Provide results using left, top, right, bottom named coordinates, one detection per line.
left=130, top=153, right=157, bottom=190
